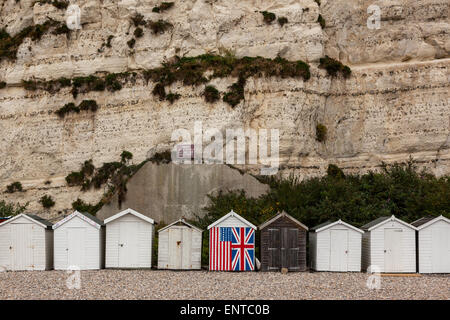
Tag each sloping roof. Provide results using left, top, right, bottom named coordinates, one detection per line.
left=207, top=210, right=257, bottom=230
left=361, top=216, right=390, bottom=231
left=158, top=218, right=203, bottom=233
left=411, top=216, right=436, bottom=228
left=52, top=210, right=104, bottom=230
left=259, top=211, right=308, bottom=230
left=25, top=214, right=53, bottom=228
left=0, top=213, right=52, bottom=229
left=104, top=208, right=154, bottom=225
left=310, top=219, right=364, bottom=234
left=310, top=220, right=334, bottom=231
left=361, top=215, right=417, bottom=231
left=412, top=215, right=450, bottom=230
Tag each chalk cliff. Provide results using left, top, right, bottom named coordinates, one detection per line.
left=0, top=0, right=449, bottom=219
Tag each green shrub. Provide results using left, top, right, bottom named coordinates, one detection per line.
left=148, top=20, right=173, bottom=34
left=166, top=92, right=181, bottom=104
left=317, top=14, right=325, bottom=29
left=120, top=151, right=133, bottom=163
left=39, top=195, right=55, bottom=208
left=314, top=0, right=321, bottom=6
left=152, top=83, right=166, bottom=100
left=152, top=2, right=174, bottom=13
left=149, top=151, right=172, bottom=164
left=78, top=100, right=98, bottom=112
left=65, top=171, right=85, bottom=186
left=327, top=164, right=345, bottom=179
left=277, top=17, right=288, bottom=27
left=127, top=38, right=136, bottom=48
left=203, top=85, right=220, bottom=103
left=0, top=201, right=28, bottom=217
left=6, top=182, right=23, bottom=193
left=106, top=35, right=114, bottom=48
left=36, top=0, right=69, bottom=10
left=131, top=13, right=146, bottom=27
left=72, top=198, right=103, bottom=215
left=261, top=11, right=276, bottom=24
left=52, top=24, right=70, bottom=36
left=134, top=27, right=144, bottom=38
left=319, top=55, right=352, bottom=78
left=316, top=123, right=327, bottom=142
left=223, top=77, right=245, bottom=107
left=55, top=100, right=98, bottom=118
left=0, top=81, right=6, bottom=89
left=55, top=103, right=79, bottom=117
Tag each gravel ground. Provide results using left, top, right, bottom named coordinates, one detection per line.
left=0, top=270, right=448, bottom=300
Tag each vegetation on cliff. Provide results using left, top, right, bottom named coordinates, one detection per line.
left=0, top=201, right=28, bottom=217
left=319, top=55, right=351, bottom=78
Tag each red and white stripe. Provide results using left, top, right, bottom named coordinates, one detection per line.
left=209, top=227, right=231, bottom=271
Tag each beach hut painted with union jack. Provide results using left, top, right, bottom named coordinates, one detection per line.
left=208, top=210, right=256, bottom=271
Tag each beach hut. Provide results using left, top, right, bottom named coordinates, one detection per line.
left=53, top=211, right=105, bottom=270
left=259, top=211, right=308, bottom=272
left=104, top=208, right=154, bottom=268
left=0, top=213, right=53, bottom=271
left=412, top=215, right=450, bottom=273
left=208, top=210, right=256, bottom=271
left=157, top=219, right=202, bottom=270
left=361, top=215, right=417, bottom=273
left=309, top=219, right=364, bottom=272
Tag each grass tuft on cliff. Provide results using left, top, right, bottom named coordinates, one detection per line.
left=152, top=2, right=174, bottom=13
left=319, top=55, right=351, bottom=78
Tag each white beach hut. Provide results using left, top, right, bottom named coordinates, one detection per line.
left=157, top=219, right=202, bottom=270
left=309, top=219, right=364, bottom=272
left=0, top=214, right=53, bottom=271
left=361, top=215, right=417, bottom=273
left=412, top=215, right=450, bottom=273
left=53, top=211, right=105, bottom=270
left=104, top=208, right=154, bottom=268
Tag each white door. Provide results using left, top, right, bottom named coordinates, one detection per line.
left=118, top=222, right=139, bottom=268
left=330, top=229, right=348, bottom=271
left=181, top=228, right=192, bottom=269
left=11, top=224, right=34, bottom=270
left=168, top=227, right=182, bottom=269
left=68, top=228, right=85, bottom=269
left=384, top=229, right=402, bottom=272
left=432, top=226, right=450, bottom=273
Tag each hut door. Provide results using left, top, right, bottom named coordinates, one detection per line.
left=168, top=227, right=182, bottom=269
left=268, top=228, right=281, bottom=270
left=119, top=222, right=139, bottom=268
left=11, top=224, right=34, bottom=270
left=286, top=228, right=299, bottom=270
left=67, top=228, right=85, bottom=269
left=181, top=228, right=192, bottom=269
left=330, top=229, right=348, bottom=271
left=384, top=229, right=402, bottom=272
left=431, top=226, right=449, bottom=273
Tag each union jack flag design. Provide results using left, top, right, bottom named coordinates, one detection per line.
left=209, top=227, right=255, bottom=271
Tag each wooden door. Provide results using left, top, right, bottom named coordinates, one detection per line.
left=11, top=224, right=34, bottom=270
left=168, top=227, right=182, bottom=269
left=286, top=228, right=300, bottom=270
left=267, top=228, right=280, bottom=270
left=330, top=229, right=348, bottom=272
left=384, top=228, right=402, bottom=272
left=432, top=226, right=450, bottom=273
left=118, top=222, right=139, bottom=268
left=68, top=228, right=85, bottom=269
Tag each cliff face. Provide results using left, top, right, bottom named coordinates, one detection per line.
left=0, top=0, right=449, bottom=219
